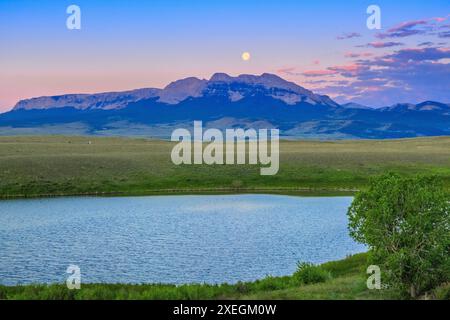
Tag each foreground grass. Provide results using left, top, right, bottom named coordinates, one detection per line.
left=1, top=136, right=450, bottom=198
left=3, top=253, right=447, bottom=300
left=0, top=253, right=401, bottom=300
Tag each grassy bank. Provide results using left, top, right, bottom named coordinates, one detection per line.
left=1, top=136, right=450, bottom=198
left=2, top=253, right=448, bottom=300
left=0, top=253, right=397, bottom=300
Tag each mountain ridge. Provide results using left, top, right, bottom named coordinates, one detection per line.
left=3, top=73, right=450, bottom=139
left=12, top=72, right=339, bottom=111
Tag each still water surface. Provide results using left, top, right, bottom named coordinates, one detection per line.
left=0, top=194, right=365, bottom=285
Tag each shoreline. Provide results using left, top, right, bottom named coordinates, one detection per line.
left=0, top=187, right=358, bottom=201
left=0, top=252, right=368, bottom=288
left=0, top=253, right=376, bottom=300
left=3, top=252, right=429, bottom=300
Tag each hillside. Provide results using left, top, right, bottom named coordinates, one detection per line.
left=1, top=73, right=449, bottom=139
left=0, top=136, right=450, bottom=198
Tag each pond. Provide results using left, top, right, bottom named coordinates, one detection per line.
left=0, top=194, right=365, bottom=285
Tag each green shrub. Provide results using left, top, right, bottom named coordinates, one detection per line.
left=250, top=276, right=292, bottom=291
left=293, top=262, right=332, bottom=285
left=234, top=281, right=249, bottom=294
left=348, top=173, right=450, bottom=298
left=433, top=283, right=450, bottom=300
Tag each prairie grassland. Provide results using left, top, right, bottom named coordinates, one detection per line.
left=0, top=253, right=398, bottom=300
left=2, top=253, right=447, bottom=300
left=0, top=136, right=449, bottom=197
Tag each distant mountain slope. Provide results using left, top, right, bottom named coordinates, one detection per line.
left=2, top=73, right=450, bottom=139
left=13, top=88, right=162, bottom=111
left=12, top=73, right=338, bottom=110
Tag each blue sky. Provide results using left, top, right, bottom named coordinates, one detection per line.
left=0, top=0, right=449, bottom=110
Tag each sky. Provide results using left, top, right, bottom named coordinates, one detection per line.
left=0, top=0, right=449, bottom=111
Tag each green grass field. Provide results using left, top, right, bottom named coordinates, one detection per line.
left=2, top=253, right=448, bottom=300
left=0, top=253, right=395, bottom=300
left=1, top=136, right=450, bottom=198
left=1, top=136, right=449, bottom=300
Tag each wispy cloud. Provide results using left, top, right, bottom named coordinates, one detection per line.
left=299, top=63, right=367, bottom=78
left=383, top=47, right=450, bottom=61
left=418, top=41, right=435, bottom=47
left=336, top=32, right=361, bottom=40
left=376, top=16, right=450, bottom=39
left=302, top=70, right=338, bottom=77
left=281, top=15, right=450, bottom=106
left=377, top=20, right=428, bottom=39
left=320, top=47, right=450, bottom=106
left=344, top=52, right=373, bottom=58
left=277, top=67, right=302, bottom=76
left=361, top=41, right=404, bottom=48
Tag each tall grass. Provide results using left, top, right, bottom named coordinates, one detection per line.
left=1, top=136, right=450, bottom=198
left=0, top=253, right=391, bottom=300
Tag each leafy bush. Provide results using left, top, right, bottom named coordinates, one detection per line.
left=348, top=173, right=450, bottom=298
left=432, top=283, right=450, bottom=300
left=293, top=262, right=332, bottom=285
left=250, top=276, right=292, bottom=291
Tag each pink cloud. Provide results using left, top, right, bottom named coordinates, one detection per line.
left=363, top=86, right=383, bottom=92
left=388, top=20, right=427, bottom=33
left=302, top=70, right=338, bottom=77
left=302, top=63, right=364, bottom=78
left=336, top=32, right=361, bottom=40
left=328, top=64, right=364, bottom=75
left=432, top=17, right=447, bottom=23
left=365, top=41, right=404, bottom=48
left=345, top=52, right=373, bottom=58
left=376, top=16, right=450, bottom=39
left=277, top=67, right=296, bottom=74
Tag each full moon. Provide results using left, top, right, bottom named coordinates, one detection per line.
left=241, top=52, right=251, bottom=61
